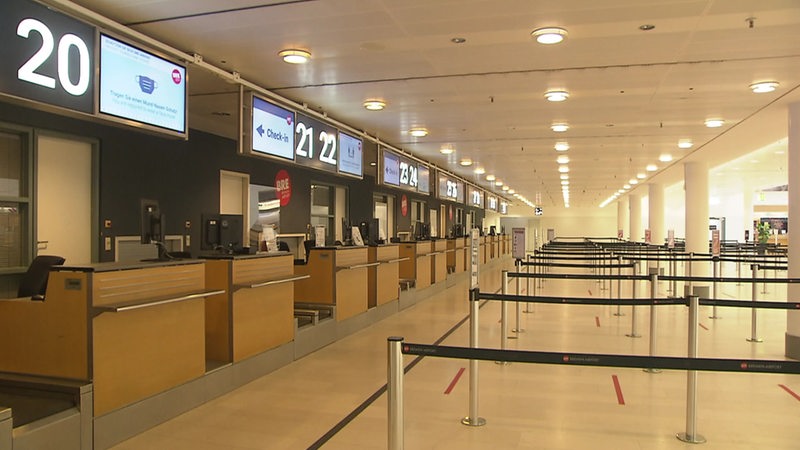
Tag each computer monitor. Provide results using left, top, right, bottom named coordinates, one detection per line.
left=358, top=218, right=381, bottom=246
left=140, top=199, right=163, bottom=244
left=201, top=213, right=220, bottom=251
left=219, top=214, right=244, bottom=252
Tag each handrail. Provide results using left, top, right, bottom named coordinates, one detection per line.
left=237, top=275, right=311, bottom=290
left=93, top=289, right=225, bottom=314
left=428, top=251, right=445, bottom=256
left=382, top=258, right=410, bottom=264
left=344, top=262, right=381, bottom=270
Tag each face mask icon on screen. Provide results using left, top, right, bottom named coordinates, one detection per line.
left=135, top=75, right=158, bottom=94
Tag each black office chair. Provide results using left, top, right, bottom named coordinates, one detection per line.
left=303, top=240, right=315, bottom=262
left=17, top=255, right=65, bottom=300
left=277, top=241, right=290, bottom=252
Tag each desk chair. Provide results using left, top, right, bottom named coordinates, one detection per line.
left=18, top=255, right=65, bottom=300
left=277, top=241, right=290, bottom=252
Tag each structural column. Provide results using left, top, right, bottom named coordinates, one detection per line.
left=648, top=183, right=665, bottom=246
left=787, top=102, right=800, bottom=359
left=617, top=197, right=629, bottom=238
left=629, top=193, right=642, bottom=242
left=684, top=162, right=710, bottom=281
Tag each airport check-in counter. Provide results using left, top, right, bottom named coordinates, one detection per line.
left=452, top=237, right=467, bottom=273
left=294, top=246, right=370, bottom=321
left=398, top=241, right=432, bottom=289
left=480, top=236, right=489, bottom=265
left=0, top=260, right=221, bottom=417
left=202, top=252, right=301, bottom=363
left=367, top=245, right=404, bottom=308
left=491, top=235, right=500, bottom=260
left=430, top=239, right=448, bottom=283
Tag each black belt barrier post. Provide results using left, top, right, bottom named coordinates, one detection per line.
left=496, top=271, right=512, bottom=361
left=710, top=257, right=721, bottom=319
left=614, top=256, right=625, bottom=316
left=747, top=264, right=763, bottom=343
left=524, top=254, right=533, bottom=314
left=677, top=294, right=706, bottom=444
left=644, top=272, right=661, bottom=373
left=387, top=336, right=404, bottom=450
left=462, top=287, right=486, bottom=426
left=513, top=260, right=524, bottom=333
left=627, top=261, right=641, bottom=338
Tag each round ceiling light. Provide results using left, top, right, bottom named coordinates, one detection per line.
left=409, top=127, right=429, bottom=137
left=486, top=174, right=496, bottom=181
left=544, top=90, right=569, bottom=102
left=531, top=27, right=568, bottom=44
left=560, top=174, right=569, bottom=180
left=363, top=99, right=386, bottom=111
left=473, top=167, right=486, bottom=175
left=558, top=166, right=569, bottom=173
left=704, top=118, right=724, bottom=128
left=678, top=139, right=693, bottom=149
left=750, top=81, right=779, bottom=93
left=556, top=155, right=570, bottom=164
left=624, top=184, right=631, bottom=189
left=459, top=158, right=473, bottom=166
left=278, top=49, right=311, bottom=64
left=439, top=145, right=454, bottom=155
left=495, top=181, right=503, bottom=187
left=551, top=123, right=569, bottom=132
left=502, top=185, right=510, bottom=191
left=561, top=180, right=569, bottom=186
left=659, top=154, right=673, bottom=162
left=554, top=141, right=570, bottom=152
left=636, top=173, right=646, bottom=179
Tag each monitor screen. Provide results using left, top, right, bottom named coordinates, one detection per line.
left=250, top=95, right=295, bottom=160
left=338, top=132, right=363, bottom=177
left=140, top=199, right=162, bottom=244
left=99, top=34, right=187, bottom=136
left=382, top=151, right=400, bottom=185
left=219, top=214, right=244, bottom=252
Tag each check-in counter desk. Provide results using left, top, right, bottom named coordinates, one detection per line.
left=480, top=236, right=489, bottom=264
left=294, top=246, right=369, bottom=321
left=0, top=260, right=221, bottom=417
left=453, top=237, right=467, bottom=273
left=430, top=239, right=448, bottom=283
left=368, top=245, right=404, bottom=308
left=398, top=241, right=432, bottom=289
left=491, top=235, right=500, bottom=260
left=503, top=235, right=511, bottom=255
left=202, top=252, right=300, bottom=363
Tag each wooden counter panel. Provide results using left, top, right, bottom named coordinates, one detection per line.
left=433, top=240, right=447, bottom=252
left=432, top=252, right=447, bottom=283
left=92, top=264, right=205, bottom=307
left=376, top=263, right=399, bottom=305
left=374, top=245, right=399, bottom=261
left=335, top=268, right=368, bottom=321
left=415, top=241, right=431, bottom=255
left=92, top=298, right=205, bottom=416
left=294, top=250, right=334, bottom=304
left=415, top=254, right=431, bottom=289
left=232, top=283, right=294, bottom=362
left=334, top=247, right=368, bottom=268
left=204, top=260, right=231, bottom=363
left=0, top=271, right=88, bottom=380
left=232, top=255, right=293, bottom=284
left=398, top=244, right=416, bottom=280
left=455, top=248, right=467, bottom=273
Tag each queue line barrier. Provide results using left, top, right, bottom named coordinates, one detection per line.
left=386, top=291, right=800, bottom=449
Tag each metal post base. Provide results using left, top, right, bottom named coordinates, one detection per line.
left=613, top=312, right=626, bottom=317
left=626, top=333, right=642, bottom=338
left=522, top=310, right=534, bottom=314
left=708, top=315, right=721, bottom=319
left=643, top=368, right=662, bottom=374
left=462, top=417, right=486, bottom=427
left=746, top=337, right=764, bottom=343
left=676, top=432, right=706, bottom=444
left=512, top=328, right=525, bottom=333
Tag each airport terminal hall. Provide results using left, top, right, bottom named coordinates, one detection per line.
left=3, top=0, right=800, bottom=449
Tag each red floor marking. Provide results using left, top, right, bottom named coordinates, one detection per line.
left=588, top=289, right=593, bottom=296
left=699, top=323, right=709, bottom=331
left=595, top=316, right=601, bottom=327
left=779, top=384, right=800, bottom=402
left=444, top=368, right=466, bottom=395
left=612, top=375, right=626, bottom=405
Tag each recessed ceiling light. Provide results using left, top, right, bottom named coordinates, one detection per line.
left=750, top=81, right=779, bottom=93
left=502, top=186, right=510, bottom=191
left=531, top=27, right=568, bottom=44
left=363, top=99, right=386, bottom=111
left=278, top=49, right=311, bottom=64
left=678, top=139, right=693, bottom=149
left=618, top=189, right=625, bottom=194
left=508, top=190, right=515, bottom=194
left=555, top=141, right=570, bottom=151
left=624, top=184, right=631, bottom=189
left=646, top=164, right=658, bottom=172
left=704, top=118, right=724, bottom=128
left=560, top=174, right=569, bottom=180
left=544, top=90, right=569, bottom=102
left=459, top=158, right=473, bottom=166
left=561, top=180, right=569, bottom=186
left=558, top=166, right=569, bottom=173
left=409, top=127, right=429, bottom=137
left=636, top=173, right=646, bottom=179
left=629, top=179, right=638, bottom=185
left=439, top=145, right=454, bottom=155
left=556, top=155, right=570, bottom=164
left=495, top=181, right=503, bottom=187
left=369, top=162, right=377, bottom=167
left=473, top=167, right=486, bottom=174
left=486, top=175, right=496, bottom=181
left=551, top=123, right=569, bottom=132
left=659, top=154, right=673, bottom=162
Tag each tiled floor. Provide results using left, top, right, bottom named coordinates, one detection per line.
left=111, top=257, right=800, bottom=449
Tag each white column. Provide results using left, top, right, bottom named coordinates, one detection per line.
left=787, top=102, right=800, bottom=359
left=684, top=162, right=710, bottom=279
left=649, top=183, right=665, bottom=246
left=618, top=196, right=629, bottom=239
left=629, top=193, right=642, bottom=242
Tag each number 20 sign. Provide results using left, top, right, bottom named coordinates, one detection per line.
left=1, top=0, right=96, bottom=113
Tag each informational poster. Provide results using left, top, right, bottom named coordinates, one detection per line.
left=470, top=228, right=480, bottom=289
left=644, top=229, right=651, bottom=244
left=351, top=226, right=364, bottom=246
left=314, top=226, right=326, bottom=247
left=617, top=229, right=624, bottom=239
left=668, top=229, right=675, bottom=249
left=512, top=227, right=526, bottom=260
left=338, top=132, right=363, bottom=177
left=251, top=95, right=295, bottom=160
left=711, top=229, right=720, bottom=256
left=546, top=228, right=555, bottom=242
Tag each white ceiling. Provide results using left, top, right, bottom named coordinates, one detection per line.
left=67, top=0, right=800, bottom=211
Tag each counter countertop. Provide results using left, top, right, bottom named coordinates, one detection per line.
left=57, top=259, right=202, bottom=273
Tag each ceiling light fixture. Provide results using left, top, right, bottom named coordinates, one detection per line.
left=636, top=173, right=646, bottom=179
left=508, top=190, right=515, bottom=194
left=531, top=27, right=568, bottom=44
left=704, top=118, right=724, bottom=128
left=556, top=155, right=570, bottom=164
left=659, top=154, right=673, bottom=162
left=551, top=123, right=569, bottom=132
left=554, top=142, right=570, bottom=151
left=678, top=139, right=693, bottom=149
left=473, top=167, right=486, bottom=175
left=624, top=184, right=631, bottom=189
left=629, top=179, right=638, bottom=185
left=495, top=181, right=503, bottom=187
left=561, top=180, right=569, bottom=186
left=278, top=49, right=311, bottom=64
left=502, top=186, right=510, bottom=191
left=459, top=159, right=473, bottom=166
left=409, top=127, right=429, bottom=137
left=486, top=174, right=496, bottom=181
left=544, top=90, right=569, bottom=102
left=560, top=174, right=569, bottom=180
left=362, top=99, right=386, bottom=111
left=646, top=164, right=658, bottom=172
left=439, top=145, right=454, bottom=155
left=750, top=81, right=779, bottom=93
left=558, top=166, right=569, bottom=173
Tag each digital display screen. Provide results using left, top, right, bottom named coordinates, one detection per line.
left=99, top=34, right=186, bottom=135
left=338, top=132, right=363, bottom=177
left=467, top=186, right=483, bottom=207
left=251, top=95, right=295, bottom=160
left=500, top=202, right=508, bottom=214
left=438, top=174, right=464, bottom=203
left=417, top=165, right=430, bottom=194
left=382, top=151, right=400, bottom=185
left=487, top=195, right=498, bottom=211
left=294, top=113, right=338, bottom=173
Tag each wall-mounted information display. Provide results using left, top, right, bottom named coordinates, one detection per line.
left=1, top=0, right=95, bottom=113
left=487, top=195, right=499, bottom=211
left=467, top=185, right=484, bottom=208
left=99, top=34, right=187, bottom=136
left=295, top=113, right=338, bottom=173
left=500, top=201, right=508, bottom=214
left=380, top=148, right=429, bottom=194
left=437, top=173, right=464, bottom=203
left=338, top=132, right=363, bottom=178
left=249, top=94, right=295, bottom=160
